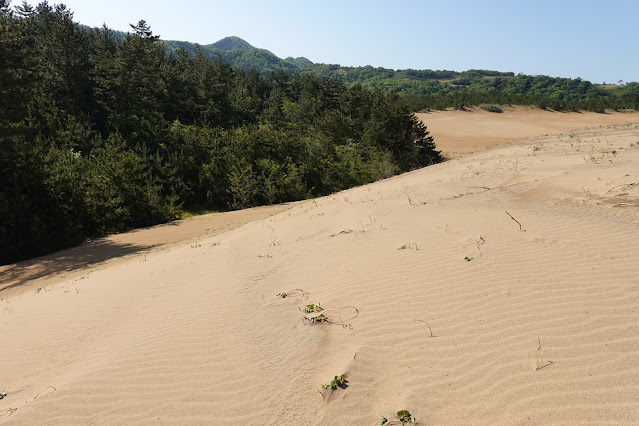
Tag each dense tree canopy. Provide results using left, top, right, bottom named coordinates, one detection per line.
left=0, top=2, right=441, bottom=264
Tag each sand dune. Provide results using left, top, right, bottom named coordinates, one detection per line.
left=2, top=118, right=639, bottom=424
left=0, top=203, right=300, bottom=295
left=419, top=107, right=639, bottom=158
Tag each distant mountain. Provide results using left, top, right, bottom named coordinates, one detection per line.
left=209, top=36, right=254, bottom=51
left=82, top=28, right=636, bottom=113
left=162, top=36, right=311, bottom=75
left=285, top=56, right=314, bottom=68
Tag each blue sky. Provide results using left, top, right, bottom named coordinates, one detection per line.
left=47, top=0, right=638, bottom=83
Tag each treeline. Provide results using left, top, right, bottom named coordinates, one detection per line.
left=0, top=1, right=441, bottom=264
left=399, top=78, right=639, bottom=113
left=85, top=31, right=639, bottom=113
left=305, top=67, right=639, bottom=113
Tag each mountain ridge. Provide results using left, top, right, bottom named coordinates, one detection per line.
left=84, top=27, right=639, bottom=112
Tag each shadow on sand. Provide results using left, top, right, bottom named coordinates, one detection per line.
left=0, top=238, right=156, bottom=293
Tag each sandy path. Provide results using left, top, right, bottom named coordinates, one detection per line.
left=2, top=120, right=639, bottom=424
left=419, top=107, right=639, bottom=158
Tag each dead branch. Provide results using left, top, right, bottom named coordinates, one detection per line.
left=413, top=319, right=435, bottom=337
left=475, top=236, right=485, bottom=252
left=33, top=386, right=56, bottom=400
left=534, top=338, right=553, bottom=371
left=0, top=408, right=17, bottom=419
left=505, top=211, right=523, bottom=231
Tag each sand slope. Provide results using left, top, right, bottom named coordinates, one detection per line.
left=0, top=203, right=300, bottom=295
left=2, top=123, right=639, bottom=424
left=419, top=108, right=639, bottom=158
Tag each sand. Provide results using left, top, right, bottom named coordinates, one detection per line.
left=0, top=203, right=301, bottom=295
left=2, top=111, right=639, bottom=424
left=419, top=107, right=639, bottom=158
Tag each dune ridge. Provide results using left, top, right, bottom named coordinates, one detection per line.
left=2, top=123, right=639, bottom=424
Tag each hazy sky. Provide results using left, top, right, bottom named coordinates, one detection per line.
left=43, top=0, right=638, bottom=83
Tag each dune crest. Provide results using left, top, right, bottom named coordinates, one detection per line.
left=2, top=123, right=639, bottom=424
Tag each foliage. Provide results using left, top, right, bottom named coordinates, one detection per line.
left=301, top=303, right=322, bottom=314
left=0, top=3, right=443, bottom=265
left=397, top=410, right=415, bottom=424
left=378, top=410, right=416, bottom=425
left=320, top=374, right=346, bottom=391
left=86, top=31, right=639, bottom=112
left=478, top=103, right=503, bottom=113
left=300, top=303, right=327, bottom=323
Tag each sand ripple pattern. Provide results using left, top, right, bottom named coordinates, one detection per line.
left=2, top=124, right=639, bottom=424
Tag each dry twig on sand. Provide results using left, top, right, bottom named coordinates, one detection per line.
left=534, top=338, right=553, bottom=371
left=0, top=408, right=17, bottom=419
left=475, top=236, right=485, bottom=252
left=505, top=211, right=524, bottom=231
left=413, top=319, right=435, bottom=337
left=33, top=385, right=56, bottom=400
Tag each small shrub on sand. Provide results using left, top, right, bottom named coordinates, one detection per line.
left=298, top=304, right=359, bottom=326
left=378, top=410, right=416, bottom=425
left=321, top=374, right=346, bottom=391
left=478, top=103, right=503, bottom=113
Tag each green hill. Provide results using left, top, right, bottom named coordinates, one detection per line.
left=209, top=36, right=254, bottom=50
left=84, top=28, right=638, bottom=112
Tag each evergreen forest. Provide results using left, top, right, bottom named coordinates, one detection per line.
left=0, top=2, right=441, bottom=264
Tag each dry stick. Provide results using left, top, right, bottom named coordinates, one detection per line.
left=475, top=236, right=485, bottom=252
left=505, top=211, right=523, bottom=231
left=534, top=338, right=545, bottom=371
left=413, top=319, right=435, bottom=337
left=0, top=408, right=17, bottom=419
left=534, top=338, right=553, bottom=371
left=33, top=386, right=56, bottom=400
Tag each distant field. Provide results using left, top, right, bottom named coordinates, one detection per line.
left=418, top=107, right=639, bottom=158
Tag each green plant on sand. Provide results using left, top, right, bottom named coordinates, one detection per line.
left=378, top=410, right=416, bottom=425
left=298, top=304, right=359, bottom=326
left=321, top=374, right=346, bottom=391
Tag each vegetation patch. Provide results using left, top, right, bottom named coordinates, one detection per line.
left=321, top=374, right=346, bottom=391
left=298, top=303, right=359, bottom=326
left=478, top=103, right=503, bottom=113
left=378, top=410, right=416, bottom=425
left=0, top=4, right=442, bottom=264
